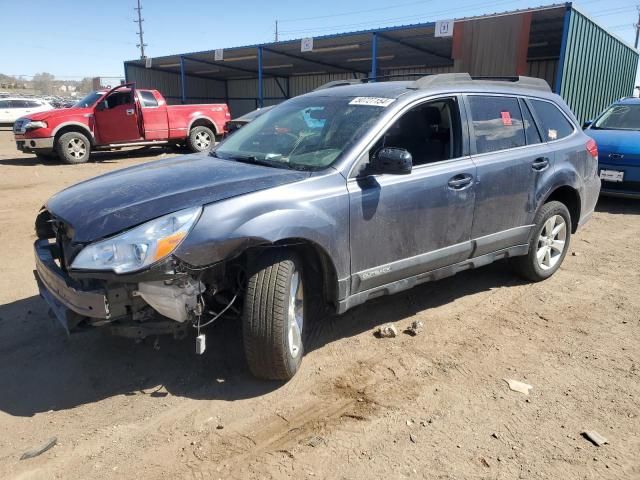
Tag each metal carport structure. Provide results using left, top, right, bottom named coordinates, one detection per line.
left=124, top=3, right=638, bottom=122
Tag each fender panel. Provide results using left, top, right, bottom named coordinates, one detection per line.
left=52, top=121, right=95, bottom=141
left=174, top=171, right=351, bottom=298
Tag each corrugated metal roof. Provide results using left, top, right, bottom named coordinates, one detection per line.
left=125, top=4, right=568, bottom=82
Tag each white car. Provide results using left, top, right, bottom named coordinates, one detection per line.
left=0, top=98, right=54, bottom=124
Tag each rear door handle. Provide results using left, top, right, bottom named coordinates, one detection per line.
left=532, top=157, right=550, bottom=171
left=447, top=173, right=473, bottom=190
left=126, top=109, right=135, bottom=116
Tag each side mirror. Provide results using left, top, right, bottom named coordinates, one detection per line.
left=96, top=101, right=106, bottom=111
left=582, top=119, right=593, bottom=129
left=371, top=147, right=412, bottom=175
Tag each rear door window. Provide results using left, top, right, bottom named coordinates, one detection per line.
left=9, top=100, right=28, bottom=108
left=529, top=99, right=574, bottom=141
left=519, top=98, right=542, bottom=145
left=467, top=96, right=525, bottom=154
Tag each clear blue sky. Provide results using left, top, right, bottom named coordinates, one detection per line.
left=2, top=0, right=639, bottom=79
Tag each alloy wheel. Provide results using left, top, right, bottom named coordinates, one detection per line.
left=287, top=269, right=304, bottom=358
left=536, top=214, right=567, bottom=270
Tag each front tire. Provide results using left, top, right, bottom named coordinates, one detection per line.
left=56, top=131, right=91, bottom=164
left=512, top=201, right=571, bottom=282
left=186, top=126, right=214, bottom=153
left=243, top=250, right=305, bottom=380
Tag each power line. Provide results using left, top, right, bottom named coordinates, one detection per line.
left=134, top=0, right=147, bottom=59
left=279, top=0, right=431, bottom=23
left=279, top=0, right=614, bottom=36
left=279, top=0, right=519, bottom=35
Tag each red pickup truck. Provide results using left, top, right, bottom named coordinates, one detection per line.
left=13, top=83, right=230, bottom=164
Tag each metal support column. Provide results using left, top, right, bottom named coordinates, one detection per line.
left=554, top=4, right=572, bottom=95
left=371, top=32, right=378, bottom=82
left=258, top=46, right=264, bottom=108
left=180, top=56, right=186, bottom=104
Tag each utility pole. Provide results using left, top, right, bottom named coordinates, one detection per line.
left=635, top=5, right=640, bottom=49
left=275, top=20, right=279, bottom=42
left=134, top=0, right=147, bottom=59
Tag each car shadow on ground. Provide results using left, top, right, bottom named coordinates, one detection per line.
left=0, top=263, right=523, bottom=417
left=596, top=196, right=640, bottom=215
left=0, top=146, right=179, bottom=167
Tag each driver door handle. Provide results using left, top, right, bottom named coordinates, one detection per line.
left=532, top=157, right=550, bottom=171
left=447, top=173, right=473, bottom=190
left=126, top=109, right=135, bottom=116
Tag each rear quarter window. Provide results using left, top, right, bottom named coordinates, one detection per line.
left=529, top=99, right=575, bottom=141
left=468, top=95, right=526, bottom=154
left=139, top=91, right=159, bottom=107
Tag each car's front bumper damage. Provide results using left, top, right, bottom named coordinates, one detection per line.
left=33, top=239, right=196, bottom=338
left=34, top=239, right=111, bottom=332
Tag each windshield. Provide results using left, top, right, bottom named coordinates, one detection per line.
left=594, top=104, right=640, bottom=130
left=74, top=91, right=103, bottom=108
left=214, top=95, right=391, bottom=171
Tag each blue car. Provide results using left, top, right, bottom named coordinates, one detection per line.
left=584, top=98, right=640, bottom=198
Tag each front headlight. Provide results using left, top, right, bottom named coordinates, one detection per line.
left=71, top=206, right=202, bottom=273
left=25, top=121, right=47, bottom=130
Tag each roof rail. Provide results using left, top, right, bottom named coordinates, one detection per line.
left=313, top=79, right=364, bottom=91
left=313, top=73, right=437, bottom=91
left=411, top=73, right=551, bottom=92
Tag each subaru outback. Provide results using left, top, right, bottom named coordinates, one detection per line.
left=33, top=73, right=600, bottom=380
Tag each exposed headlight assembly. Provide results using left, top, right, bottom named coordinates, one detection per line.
left=71, top=206, right=202, bottom=273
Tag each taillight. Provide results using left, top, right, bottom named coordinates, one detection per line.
left=586, top=138, right=598, bottom=158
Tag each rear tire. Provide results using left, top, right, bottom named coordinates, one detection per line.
left=56, top=131, right=91, bottom=164
left=243, top=250, right=305, bottom=380
left=186, top=126, right=214, bottom=153
left=512, top=201, right=571, bottom=282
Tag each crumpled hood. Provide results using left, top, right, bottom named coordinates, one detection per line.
left=46, top=153, right=310, bottom=243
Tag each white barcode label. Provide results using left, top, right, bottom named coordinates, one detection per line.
left=349, top=97, right=395, bottom=107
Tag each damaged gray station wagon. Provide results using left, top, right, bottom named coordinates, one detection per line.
left=34, top=73, right=600, bottom=380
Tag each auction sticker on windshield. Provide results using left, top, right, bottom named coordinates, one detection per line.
left=349, top=97, right=395, bottom=107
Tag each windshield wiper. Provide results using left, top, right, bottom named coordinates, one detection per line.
left=218, top=153, right=291, bottom=169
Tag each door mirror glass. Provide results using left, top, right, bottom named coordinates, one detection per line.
left=582, top=119, right=593, bottom=129
left=371, top=147, right=412, bottom=175
left=96, top=101, right=107, bottom=111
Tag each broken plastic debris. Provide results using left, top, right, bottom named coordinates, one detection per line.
left=582, top=430, right=608, bottom=446
left=20, top=437, right=57, bottom=460
left=376, top=324, right=398, bottom=338
left=503, top=378, right=533, bottom=395
left=306, top=435, right=325, bottom=447
left=405, top=320, right=424, bottom=336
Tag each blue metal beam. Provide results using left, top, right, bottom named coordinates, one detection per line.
left=371, top=32, right=378, bottom=82
left=274, top=77, right=288, bottom=98
left=554, top=3, right=573, bottom=94
left=261, top=46, right=367, bottom=74
left=180, top=56, right=186, bottom=104
left=181, top=55, right=273, bottom=77
left=258, top=46, right=264, bottom=108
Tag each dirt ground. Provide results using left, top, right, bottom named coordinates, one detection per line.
left=0, top=128, right=638, bottom=480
